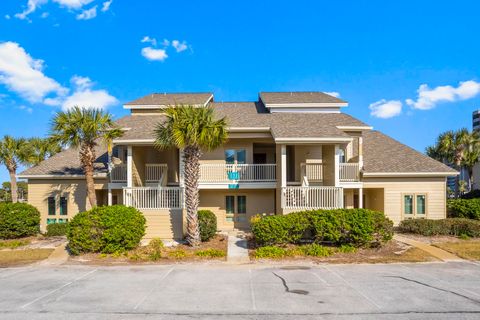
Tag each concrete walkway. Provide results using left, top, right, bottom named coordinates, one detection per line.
left=227, top=231, right=250, bottom=263
left=38, top=243, right=69, bottom=266
left=394, top=234, right=463, bottom=262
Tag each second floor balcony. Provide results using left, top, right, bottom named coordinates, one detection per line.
left=199, top=163, right=277, bottom=184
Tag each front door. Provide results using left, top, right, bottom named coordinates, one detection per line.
left=225, top=195, right=249, bottom=230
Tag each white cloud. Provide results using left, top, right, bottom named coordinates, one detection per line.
left=369, top=99, right=402, bottom=119
left=62, top=88, right=117, bottom=110
left=5, top=15, right=11, bottom=20
left=52, top=0, right=94, bottom=9
left=141, top=47, right=168, bottom=61
left=15, top=0, right=48, bottom=20
left=406, top=80, right=480, bottom=110
left=324, top=91, right=340, bottom=98
left=0, top=41, right=66, bottom=103
left=18, top=105, right=33, bottom=113
left=162, top=39, right=170, bottom=47
left=40, top=12, right=49, bottom=18
left=71, top=75, right=92, bottom=90
left=172, top=40, right=188, bottom=52
left=101, top=0, right=113, bottom=12
left=141, top=36, right=157, bottom=46
left=76, top=5, right=97, bottom=20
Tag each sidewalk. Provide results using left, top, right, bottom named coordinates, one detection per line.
left=226, top=231, right=250, bottom=264
left=394, top=235, right=463, bottom=262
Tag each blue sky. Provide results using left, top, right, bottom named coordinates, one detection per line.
left=0, top=0, right=479, bottom=182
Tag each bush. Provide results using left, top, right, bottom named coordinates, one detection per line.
left=398, top=218, right=480, bottom=237
left=67, top=205, right=146, bottom=255
left=195, top=248, right=225, bottom=258
left=460, top=189, right=480, bottom=199
left=251, top=209, right=393, bottom=247
left=253, top=246, right=288, bottom=258
left=0, top=203, right=40, bottom=239
left=298, top=244, right=333, bottom=257
left=46, top=223, right=68, bottom=237
left=198, top=210, right=217, bottom=241
left=447, top=199, right=480, bottom=220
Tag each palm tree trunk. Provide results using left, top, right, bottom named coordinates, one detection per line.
left=80, top=144, right=97, bottom=208
left=8, top=167, right=18, bottom=203
left=183, top=145, right=201, bottom=246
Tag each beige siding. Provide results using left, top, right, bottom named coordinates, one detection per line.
left=199, top=189, right=275, bottom=230
left=28, top=179, right=107, bottom=232
left=363, top=177, right=447, bottom=225
left=142, top=209, right=184, bottom=240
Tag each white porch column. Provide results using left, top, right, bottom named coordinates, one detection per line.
left=358, top=136, right=364, bottom=170
left=127, top=145, right=133, bottom=188
left=107, top=188, right=112, bottom=206
left=281, top=144, right=287, bottom=188
left=359, top=187, right=363, bottom=209
left=179, top=148, right=185, bottom=188
left=107, top=147, right=113, bottom=206
left=334, top=144, right=341, bottom=187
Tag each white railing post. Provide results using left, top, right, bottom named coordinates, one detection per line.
left=122, top=187, right=183, bottom=209
left=282, top=186, right=343, bottom=210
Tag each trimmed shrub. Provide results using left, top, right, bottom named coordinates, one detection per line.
left=251, top=209, right=393, bottom=247
left=447, top=199, right=480, bottom=220
left=198, top=210, right=217, bottom=241
left=0, top=203, right=40, bottom=239
left=67, top=205, right=146, bottom=255
left=398, top=218, right=480, bottom=237
left=46, top=223, right=68, bottom=237
left=195, top=248, right=226, bottom=258
left=253, top=246, right=288, bottom=258
left=298, top=244, right=333, bottom=257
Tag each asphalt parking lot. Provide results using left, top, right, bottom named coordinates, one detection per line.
left=0, top=261, right=479, bottom=319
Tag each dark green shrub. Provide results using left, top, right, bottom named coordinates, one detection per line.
left=198, top=210, right=217, bottom=241
left=253, top=246, right=288, bottom=258
left=447, top=199, right=480, bottom=220
left=67, top=205, right=146, bottom=255
left=298, top=244, right=333, bottom=257
left=250, top=212, right=311, bottom=246
left=0, top=203, right=40, bottom=239
left=46, top=222, right=68, bottom=237
left=251, top=209, right=393, bottom=247
left=398, top=218, right=480, bottom=237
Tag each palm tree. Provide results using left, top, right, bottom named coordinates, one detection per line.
left=461, top=131, right=480, bottom=191
left=25, top=137, right=62, bottom=166
left=50, top=107, right=123, bottom=207
left=154, top=105, right=228, bottom=246
left=0, top=136, right=28, bottom=203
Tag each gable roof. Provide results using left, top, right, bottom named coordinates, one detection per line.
left=260, top=91, right=347, bottom=105
left=362, top=130, right=457, bottom=175
left=124, top=93, right=213, bottom=107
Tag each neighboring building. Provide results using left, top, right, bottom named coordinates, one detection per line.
left=18, top=92, right=458, bottom=239
left=473, top=110, right=480, bottom=132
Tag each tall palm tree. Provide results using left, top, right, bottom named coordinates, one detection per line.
left=461, top=130, right=480, bottom=191
left=0, top=136, right=28, bottom=203
left=50, top=107, right=123, bottom=207
left=25, top=137, right=62, bottom=166
left=154, top=105, right=228, bottom=246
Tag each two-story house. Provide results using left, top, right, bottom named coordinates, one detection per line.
left=18, top=92, right=457, bottom=239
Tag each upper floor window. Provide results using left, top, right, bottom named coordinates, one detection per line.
left=225, top=149, right=246, bottom=164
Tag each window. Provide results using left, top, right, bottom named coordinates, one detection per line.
left=339, top=149, right=346, bottom=163
left=60, top=197, right=68, bottom=216
left=46, top=218, right=57, bottom=225
left=225, top=149, right=246, bottom=164
left=58, top=218, right=68, bottom=224
left=403, top=194, right=427, bottom=218
left=237, top=196, right=246, bottom=214
left=48, top=197, right=56, bottom=215
left=226, top=196, right=235, bottom=222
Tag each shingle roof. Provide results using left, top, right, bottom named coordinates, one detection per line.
left=260, top=92, right=347, bottom=105
left=362, top=130, right=457, bottom=174
left=125, top=93, right=213, bottom=106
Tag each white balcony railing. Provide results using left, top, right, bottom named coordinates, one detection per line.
left=282, top=186, right=343, bottom=209
left=339, top=163, right=360, bottom=182
left=123, top=187, right=183, bottom=209
left=199, top=164, right=276, bottom=183
left=145, top=164, right=168, bottom=183
left=301, top=163, right=323, bottom=182
left=111, top=164, right=127, bottom=183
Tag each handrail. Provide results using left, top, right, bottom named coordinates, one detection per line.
left=199, top=164, right=276, bottom=182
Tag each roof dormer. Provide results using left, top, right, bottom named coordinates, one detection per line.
left=259, top=91, right=348, bottom=113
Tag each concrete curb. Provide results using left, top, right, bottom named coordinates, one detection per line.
left=394, top=235, right=464, bottom=262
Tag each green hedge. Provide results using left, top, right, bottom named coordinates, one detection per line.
left=251, top=209, right=393, bottom=247
left=67, top=205, right=146, bottom=255
left=398, top=218, right=480, bottom=237
left=0, top=203, right=40, bottom=239
left=46, top=222, right=68, bottom=237
left=447, top=199, right=480, bottom=220
left=198, top=210, right=217, bottom=242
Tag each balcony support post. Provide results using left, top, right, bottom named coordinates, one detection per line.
left=358, top=136, right=364, bottom=170
left=127, top=145, right=133, bottom=188
left=334, top=144, right=341, bottom=187
left=359, top=187, right=363, bottom=209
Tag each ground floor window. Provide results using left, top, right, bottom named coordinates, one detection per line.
left=225, top=195, right=247, bottom=222
left=226, top=195, right=235, bottom=222
left=60, top=196, right=68, bottom=215
left=48, top=197, right=56, bottom=215
left=46, top=218, right=57, bottom=225
left=403, top=194, right=427, bottom=218
left=58, top=218, right=68, bottom=223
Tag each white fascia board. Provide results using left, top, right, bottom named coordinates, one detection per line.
left=363, top=172, right=459, bottom=177
left=265, top=102, right=348, bottom=108
left=227, top=127, right=271, bottom=132
left=336, top=126, right=373, bottom=131
left=17, top=174, right=108, bottom=179
left=203, top=94, right=214, bottom=106
left=274, top=137, right=353, bottom=144
left=123, top=95, right=214, bottom=109
left=113, top=139, right=155, bottom=145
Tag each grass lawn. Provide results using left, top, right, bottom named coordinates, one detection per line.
left=0, top=249, right=54, bottom=267
left=0, top=238, right=32, bottom=249
left=433, top=240, right=480, bottom=260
